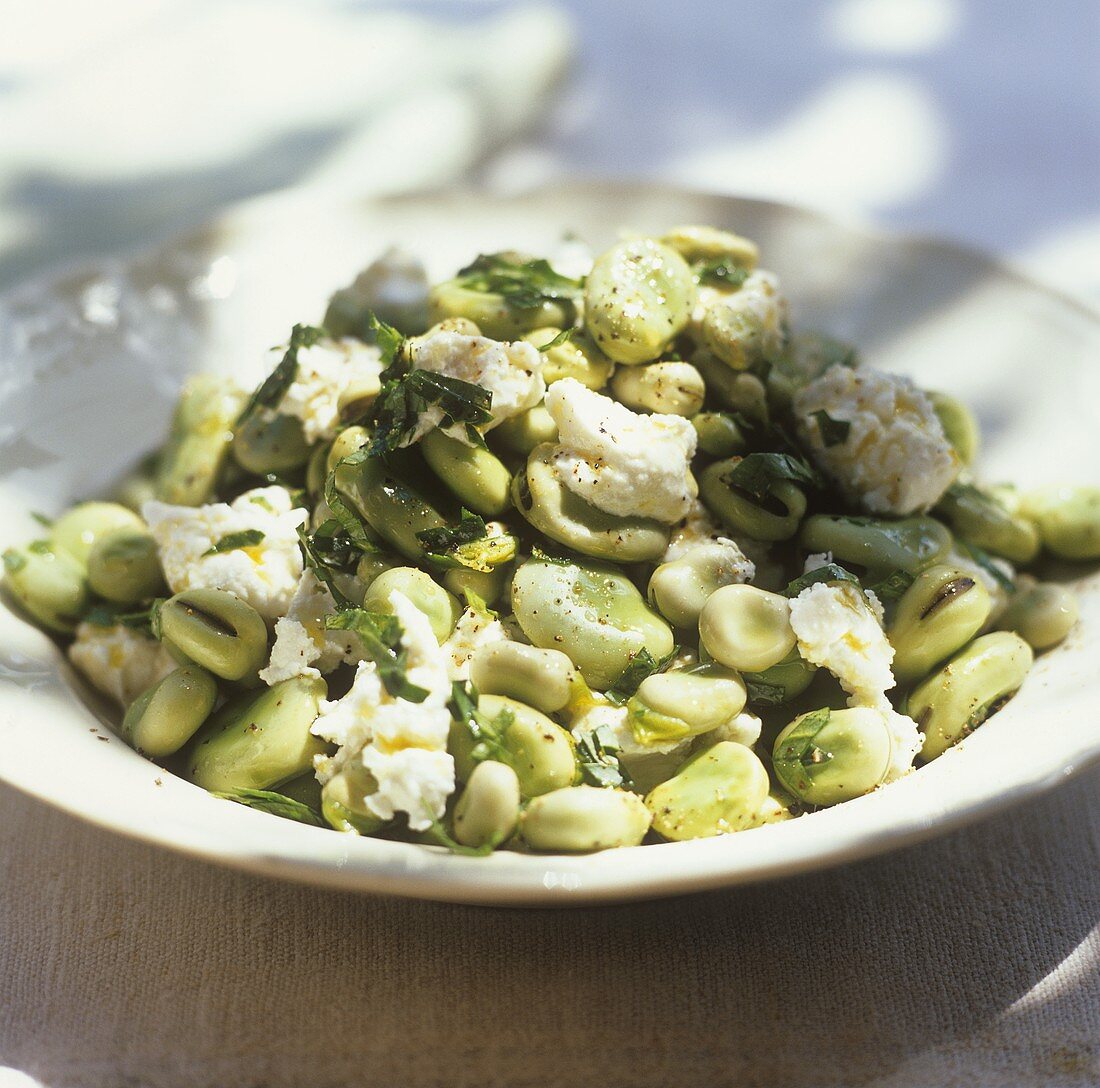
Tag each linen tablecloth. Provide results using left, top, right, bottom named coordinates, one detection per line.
left=1, top=3, right=1098, bottom=1086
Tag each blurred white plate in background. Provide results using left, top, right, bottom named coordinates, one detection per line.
left=0, top=182, right=1097, bottom=905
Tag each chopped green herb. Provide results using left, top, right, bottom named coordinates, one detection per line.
left=575, top=723, right=632, bottom=788
left=368, top=370, right=493, bottom=455
left=535, top=327, right=576, bottom=352
left=866, top=568, right=916, bottom=602
left=325, top=609, right=430, bottom=703
left=957, top=540, right=1016, bottom=593
left=605, top=647, right=676, bottom=706
left=694, top=257, right=750, bottom=289
left=417, top=511, right=517, bottom=573
left=321, top=448, right=383, bottom=555
left=202, top=529, right=265, bottom=557
left=212, top=787, right=325, bottom=827
left=448, top=681, right=514, bottom=765
left=784, top=563, right=861, bottom=598
left=238, top=323, right=324, bottom=426
left=367, top=311, right=405, bottom=375
left=809, top=409, right=851, bottom=448
left=723, top=452, right=820, bottom=501
left=743, top=676, right=788, bottom=706
left=31, top=512, right=54, bottom=529
left=455, top=254, right=582, bottom=310
left=775, top=707, right=832, bottom=771
left=82, top=600, right=163, bottom=635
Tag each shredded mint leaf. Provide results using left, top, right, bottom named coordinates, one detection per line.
left=694, top=257, right=750, bottom=289
left=866, top=568, right=916, bottom=602
left=212, top=787, right=325, bottom=827
left=535, top=327, right=576, bottom=351
left=743, top=676, right=788, bottom=706
left=448, top=681, right=514, bottom=765
left=28, top=540, right=52, bottom=556
left=321, top=448, right=383, bottom=555
left=367, top=311, right=405, bottom=374
left=368, top=370, right=493, bottom=455
left=238, top=323, right=325, bottom=426
left=31, top=512, right=54, bottom=529
left=82, top=600, right=163, bottom=634
left=455, top=254, right=582, bottom=310
left=957, top=540, right=1016, bottom=593
left=297, top=526, right=354, bottom=610
left=202, top=529, right=265, bottom=557
left=773, top=708, right=833, bottom=793
left=575, top=723, right=632, bottom=788
left=417, top=511, right=517, bottom=573
left=605, top=647, right=676, bottom=706
left=809, top=409, right=851, bottom=448
left=784, top=563, right=861, bottom=598
left=325, top=608, right=429, bottom=702
left=723, top=452, right=820, bottom=502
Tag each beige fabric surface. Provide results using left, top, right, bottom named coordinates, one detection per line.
left=1, top=768, right=1097, bottom=1088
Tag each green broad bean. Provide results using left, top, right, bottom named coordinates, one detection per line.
left=888, top=564, right=992, bottom=684
left=50, top=502, right=144, bottom=566
left=420, top=429, right=512, bottom=517
left=154, top=375, right=246, bottom=505
left=355, top=551, right=401, bottom=589
left=799, top=514, right=954, bottom=577
left=660, top=225, right=759, bottom=268
left=997, top=577, right=1079, bottom=650
left=158, top=588, right=269, bottom=682
left=1, top=542, right=89, bottom=634
left=520, top=786, right=651, bottom=852
left=325, top=425, right=370, bottom=475
left=936, top=484, right=1039, bottom=564
left=765, top=333, right=857, bottom=409
left=449, top=693, right=578, bottom=797
left=907, top=631, right=1033, bottom=760
left=699, top=457, right=806, bottom=542
left=1019, top=485, right=1100, bottom=560
left=442, top=564, right=511, bottom=608
left=772, top=706, right=893, bottom=806
left=648, top=544, right=752, bottom=629
left=584, top=239, right=696, bottom=364
left=86, top=530, right=166, bottom=604
left=741, top=648, right=818, bottom=706
left=513, top=445, right=670, bottom=563
left=691, top=352, right=770, bottom=423
left=321, top=761, right=388, bottom=835
left=452, top=760, right=521, bottom=849
left=627, top=665, right=747, bottom=744
left=492, top=404, right=558, bottom=458
left=362, top=566, right=461, bottom=643
left=112, top=456, right=159, bottom=513
left=336, top=371, right=383, bottom=423
left=428, top=280, right=573, bottom=341
left=751, top=789, right=798, bottom=826
left=929, top=391, right=980, bottom=466
left=306, top=444, right=329, bottom=497
left=232, top=411, right=311, bottom=476
left=186, top=675, right=328, bottom=791
left=523, top=327, right=614, bottom=389
left=121, top=664, right=218, bottom=758
left=610, top=361, right=706, bottom=417
left=469, top=641, right=579, bottom=714
left=510, top=556, right=674, bottom=690
left=334, top=455, right=448, bottom=563
left=278, top=771, right=324, bottom=810
left=698, top=584, right=796, bottom=673
left=646, top=741, right=769, bottom=840
left=692, top=412, right=749, bottom=458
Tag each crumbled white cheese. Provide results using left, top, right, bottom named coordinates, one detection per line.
left=259, top=569, right=360, bottom=685
left=794, top=365, right=960, bottom=515
left=442, top=606, right=506, bottom=681
left=803, top=551, right=833, bottom=573
left=544, top=377, right=698, bottom=524
left=273, top=337, right=383, bottom=444
left=143, top=486, right=306, bottom=622
left=881, top=706, right=923, bottom=783
left=68, top=622, right=174, bottom=707
left=695, top=271, right=788, bottom=368
left=788, top=581, right=896, bottom=706
left=407, top=329, right=545, bottom=439
left=711, top=710, right=763, bottom=749
left=311, top=591, right=454, bottom=831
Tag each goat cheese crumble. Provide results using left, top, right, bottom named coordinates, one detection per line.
left=68, top=622, right=174, bottom=707
left=310, top=591, right=455, bottom=831
left=544, top=377, right=698, bottom=524
left=442, top=605, right=507, bottom=681
left=794, top=364, right=960, bottom=515
left=143, top=486, right=306, bottom=622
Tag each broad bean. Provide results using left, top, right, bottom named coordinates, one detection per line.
left=87, top=530, right=166, bottom=604
left=698, top=584, right=796, bottom=673
left=2, top=542, right=89, bottom=633
left=523, top=328, right=614, bottom=389
left=997, top=577, right=1079, bottom=650
left=362, top=567, right=461, bottom=643
left=1019, top=485, right=1100, bottom=560
left=610, top=362, right=705, bottom=417
left=521, top=786, right=651, bottom=851
left=648, top=543, right=753, bottom=629
left=122, top=664, right=218, bottom=758
left=936, top=483, right=1039, bottom=564
left=452, top=760, right=521, bottom=849
left=50, top=502, right=144, bottom=567
left=699, top=457, right=806, bottom=542
left=469, top=641, right=579, bottom=714
left=799, top=514, right=954, bottom=577
left=420, top=429, right=512, bottom=517
left=158, top=588, right=268, bottom=682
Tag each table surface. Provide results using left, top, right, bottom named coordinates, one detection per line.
left=0, top=3, right=1097, bottom=1086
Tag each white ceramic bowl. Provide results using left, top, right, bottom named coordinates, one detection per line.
left=1, top=183, right=1098, bottom=906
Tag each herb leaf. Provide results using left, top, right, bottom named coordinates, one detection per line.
left=417, top=511, right=517, bottom=573
left=325, top=609, right=430, bottom=702
left=212, top=787, right=325, bottom=827
left=957, top=540, right=1016, bottom=593
left=368, top=371, right=492, bottom=455
left=784, top=563, right=861, bottom=598
left=202, top=529, right=265, bottom=557
left=574, top=723, right=632, bottom=788
left=322, top=448, right=383, bottom=555
left=773, top=707, right=833, bottom=794
left=694, top=257, right=750, bottom=289
left=455, top=254, right=582, bottom=310
left=723, top=452, right=820, bottom=501
left=866, top=568, right=916, bottom=602
left=367, top=312, right=405, bottom=373
left=535, top=327, right=576, bottom=351
left=743, top=676, right=789, bottom=706
left=238, top=323, right=324, bottom=426
left=81, top=600, right=163, bottom=635
left=448, top=682, right=513, bottom=765
left=809, top=409, right=851, bottom=448
left=605, top=647, right=676, bottom=706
